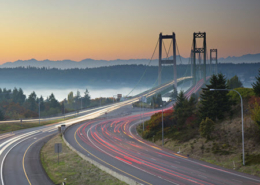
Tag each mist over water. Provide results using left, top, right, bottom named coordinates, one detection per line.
left=1, top=82, right=191, bottom=101
left=22, top=86, right=151, bottom=101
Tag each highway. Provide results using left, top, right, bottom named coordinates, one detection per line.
left=0, top=77, right=191, bottom=185
left=64, top=103, right=260, bottom=185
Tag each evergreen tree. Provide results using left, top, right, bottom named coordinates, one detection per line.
left=199, top=73, right=232, bottom=121
left=227, top=75, right=243, bottom=89
left=0, top=109, right=4, bottom=121
left=37, top=96, right=45, bottom=111
left=173, top=91, right=196, bottom=125
left=48, top=93, right=60, bottom=109
left=83, top=89, right=91, bottom=107
left=252, top=69, right=260, bottom=96
left=68, top=92, right=74, bottom=104
left=26, top=91, right=38, bottom=112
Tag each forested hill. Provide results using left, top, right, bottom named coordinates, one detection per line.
left=0, top=63, right=259, bottom=89
left=0, top=53, right=260, bottom=69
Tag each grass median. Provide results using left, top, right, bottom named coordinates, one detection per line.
left=0, top=117, right=74, bottom=134
left=41, top=134, right=126, bottom=185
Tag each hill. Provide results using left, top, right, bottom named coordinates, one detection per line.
left=1, top=53, right=259, bottom=69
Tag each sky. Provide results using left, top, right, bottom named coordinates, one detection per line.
left=0, top=0, right=259, bottom=64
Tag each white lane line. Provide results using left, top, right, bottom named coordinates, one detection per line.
left=1, top=134, right=37, bottom=185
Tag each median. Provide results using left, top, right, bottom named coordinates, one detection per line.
left=41, top=134, right=126, bottom=185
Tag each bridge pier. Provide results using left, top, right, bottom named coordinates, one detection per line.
left=158, top=32, right=177, bottom=96
left=192, top=32, right=207, bottom=84
left=210, top=49, right=218, bottom=74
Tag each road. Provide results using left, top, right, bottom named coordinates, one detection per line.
left=64, top=104, right=260, bottom=185
left=0, top=77, right=191, bottom=185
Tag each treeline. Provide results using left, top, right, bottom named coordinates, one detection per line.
left=142, top=72, right=260, bottom=143
left=0, top=88, right=116, bottom=121
left=0, top=63, right=259, bottom=88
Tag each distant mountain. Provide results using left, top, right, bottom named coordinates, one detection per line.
left=0, top=53, right=259, bottom=69
left=0, top=56, right=190, bottom=69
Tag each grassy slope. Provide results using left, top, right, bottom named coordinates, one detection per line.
left=41, top=134, right=126, bottom=185
left=0, top=117, right=74, bottom=134
left=137, top=101, right=260, bottom=177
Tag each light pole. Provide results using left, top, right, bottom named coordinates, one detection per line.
left=210, top=88, right=245, bottom=166
left=113, top=95, right=117, bottom=103
left=162, top=101, right=164, bottom=146
left=63, top=99, right=66, bottom=120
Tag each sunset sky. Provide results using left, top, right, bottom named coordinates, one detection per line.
left=0, top=0, right=259, bottom=64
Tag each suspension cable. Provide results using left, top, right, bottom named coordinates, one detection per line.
left=126, top=39, right=159, bottom=97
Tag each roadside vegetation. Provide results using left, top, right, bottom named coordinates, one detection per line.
left=0, top=117, right=74, bottom=134
left=137, top=71, right=260, bottom=177
left=41, top=134, right=126, bottom=185
left=0, top=87, right=118, bottom=121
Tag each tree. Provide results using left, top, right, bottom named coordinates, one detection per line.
left=82, top=89, right=91, bottom=107
left=199, top=117, right=215, bottom=140
left=26, top=91, right=38, bottom=112
left=199, top=74, right=232, bottom=121
left=0, top=109, right=4, bottom=121
left=227, top=75, right=243, bottom=89
left=173, top=91, right=196, bottom=125
left=250, top=100, right=260, bottom=128
left=68, top=92, right=74, bottom=104
left=48, top=93, right=60, bottom=109
left=252, top=69, right=260, bottom=96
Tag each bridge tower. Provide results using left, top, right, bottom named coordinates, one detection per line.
left=192, top=32, right=206, bottom=85
left=210, top=49, right=218, bottom=74
left=158, top=32, right=177, bottom=92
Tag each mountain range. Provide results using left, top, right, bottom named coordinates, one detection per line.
left=0, top=53, right=259, bottom=69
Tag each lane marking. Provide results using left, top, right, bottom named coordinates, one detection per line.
left=23, top=134, right=52, bottom=185
left=1, top=134, right=38, bottom=185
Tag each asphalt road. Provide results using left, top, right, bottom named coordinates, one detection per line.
left=64, top=105, right=260, bottom=185
left=0, top=77, right=191, bottom=185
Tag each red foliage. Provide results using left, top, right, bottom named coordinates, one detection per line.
left=248, top=96, right=260, bottom=109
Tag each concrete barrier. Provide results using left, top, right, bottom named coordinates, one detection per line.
left=62, top=123, right=143, bottom=185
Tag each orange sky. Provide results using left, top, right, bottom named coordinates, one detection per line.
left=0, top=0, right=259, bottom=64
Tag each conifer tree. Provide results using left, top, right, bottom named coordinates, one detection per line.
left=227, top=75, right=243, bottom=89
left=199, top=74, right=231, bottom=121
left=252, top=69, right=260, bottom=97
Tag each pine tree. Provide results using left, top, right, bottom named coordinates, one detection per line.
left=227, top=75, right=243, bottom=89
left=0, top=109, right=4, bottom=121
left=199, top=74, right=232, bottom=121
left=173, top=91, right=196, bottom=125
left=252, top=69, right=260, bottom=97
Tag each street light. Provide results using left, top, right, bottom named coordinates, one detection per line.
left=210, top=88, right=245, bottom=166
left=162, top=101, right=164, bottom=146
left=63, top=99, right=66, bottom=120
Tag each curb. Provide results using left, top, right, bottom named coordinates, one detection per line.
left=62, top=123, right=143, bottom=185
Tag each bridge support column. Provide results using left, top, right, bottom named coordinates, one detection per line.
left=210, top=49, right=218, bottom=74
left=192, top=32, right=207, bottom=84
left=158, top=32, right=177, bottom=95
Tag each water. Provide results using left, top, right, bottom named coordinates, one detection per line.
left=1, top=81, right=191, bottom=101
left=21, top=86, right=151, bottom=101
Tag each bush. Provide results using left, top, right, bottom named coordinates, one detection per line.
left=199, top=117, right=215, bottom=140
left=228, top=88, right=255, bottom=102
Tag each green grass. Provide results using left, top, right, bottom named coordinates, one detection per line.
left=41, top=134, right=126, bottom=185
left=0, top=117, right=74, bottom=134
